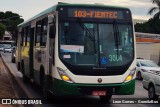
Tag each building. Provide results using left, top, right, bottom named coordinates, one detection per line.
left=3, top=31, right=12, bottom=40
left=136, top=32, right=160, bottom=64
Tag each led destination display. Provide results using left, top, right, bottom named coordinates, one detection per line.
left=68, top=8, right=126, bottom=19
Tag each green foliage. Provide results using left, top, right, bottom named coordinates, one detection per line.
left=135, top=18, right=160, bottom=34
left=0, top=12, right=5, bottom=19
left=148, top=18, right=160, bottom=34
left=0, top=23, right=6, bottom=39
left=148, top=0, right=160, bottom=19
left=135, top=22, right=150, bottom=33
left=135, top=0, right=160, bottom=34
left=0, top=11, right=24, bottom=40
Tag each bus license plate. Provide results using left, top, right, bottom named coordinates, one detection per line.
left=92, top=91, right=106, bottom=96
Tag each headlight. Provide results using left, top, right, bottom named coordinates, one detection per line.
left=57, top=67, right=74, bottom=83
left=124, top=68, right=136, bottom=83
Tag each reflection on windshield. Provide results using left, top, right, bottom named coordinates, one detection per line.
left=140, top=61, right=159, bottom=67
left=3, top=45, right=11, bottom=48
left=59, top=21, right=134, bottom=67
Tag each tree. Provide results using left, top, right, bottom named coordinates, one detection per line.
left=0, top=23, right=6, bottom=39
left=134, top=22, right=151, bottom=33
left=148, top=0, right=160, bottom=19
left=148, top=18, right=160, bottom=34
left=148, top=0, right=160, bottom=34
left=0, top=12, right=5, bottom=19
left=134, top=19, right=160, bottom=34
left=0, top=11, right=24, bottom=40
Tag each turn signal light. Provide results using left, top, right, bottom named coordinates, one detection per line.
left=124, top=69, right=135, bottom=83
left=125, top=75, right=132, bottom=82
left=62, top=75, right=70, bottom=81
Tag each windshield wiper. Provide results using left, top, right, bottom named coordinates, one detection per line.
left=76, top=19, right=95, bottom=41
left=113, top=20, right=120, bottom=56
left=76, top=19, right=96, bottom=53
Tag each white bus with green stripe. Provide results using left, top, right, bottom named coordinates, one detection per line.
left=17, top=2, right=136, bottom=101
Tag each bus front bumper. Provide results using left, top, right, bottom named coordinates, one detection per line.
left=52, top=79, right=135, bottom=96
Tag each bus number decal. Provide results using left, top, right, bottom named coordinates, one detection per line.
left=74, top=11, right=87, bottom=18
left=109, top=55, right=122, bottom=62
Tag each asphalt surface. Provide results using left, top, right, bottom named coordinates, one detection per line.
left=0, top=54, right=22, bottom=107
left=1, top=52, right=160, bottom=107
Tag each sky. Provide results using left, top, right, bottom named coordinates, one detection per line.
left=0, top=0, right=156, bottom=21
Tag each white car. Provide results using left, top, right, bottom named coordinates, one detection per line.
left=142, top=66, right=160, bottom=100
left=136, top=59, right=159, bottom=80
left=0, top=44, right=4, bottom=51
left=3, top=45, right=12, bottom=53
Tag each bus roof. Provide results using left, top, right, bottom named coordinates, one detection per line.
left=18, top=3, right=129, bottom=27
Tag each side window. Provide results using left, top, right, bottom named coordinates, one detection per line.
left=26, top=26, right=31, bottom=46
left=23, top=28, right=27, bottom=46
left=41, top=18, right=48, bottom=46
left=35, top=21, right=41, bottom=46
left=21, top=29, right=24, bottom=46
left=24, top=26, right=31, bottom=46
left=23, top=28, right=26, bottom=46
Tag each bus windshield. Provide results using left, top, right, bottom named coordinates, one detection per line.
left=59, top=20, right=134, bottom=67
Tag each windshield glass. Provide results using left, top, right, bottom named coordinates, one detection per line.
left=3, top=44, right=11, bottom=48
left=59, top=21, right=134, bottom=67
left=140, top=60, right=159, bottom=67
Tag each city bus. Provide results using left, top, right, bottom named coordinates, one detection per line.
left=17, top=3, right=136, bottom=101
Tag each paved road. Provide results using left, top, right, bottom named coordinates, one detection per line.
left=1, top=52, right=160, bottom=107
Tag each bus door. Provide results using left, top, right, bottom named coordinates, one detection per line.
left=34, top=20, right=41, bottom=83
left=29, top=27, right=34, bottom=80
left=48, top=14, right=56, bottom=86
left=21, top=26, right=30, bottom=78
left=34, top=18, right=48, bottom=85
left=17, top=29, right=22, bottom=71
left=49, top=23, right=56, bottom=76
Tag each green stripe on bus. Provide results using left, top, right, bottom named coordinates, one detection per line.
left=52, top=79, right=135, bottom=96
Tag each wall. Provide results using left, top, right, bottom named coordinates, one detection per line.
left=136, top=43, right=160, bottom=64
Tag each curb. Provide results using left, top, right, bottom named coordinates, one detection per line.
left=1, top=53, right=42, bottom=107
left=0, top=53, right=25, bottom=107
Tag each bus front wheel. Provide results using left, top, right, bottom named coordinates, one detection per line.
left=21, top=62, right=28, bottom=83
left=40, top=72, right=50, bottom=98
left=42, top=76, right=48, bottom=98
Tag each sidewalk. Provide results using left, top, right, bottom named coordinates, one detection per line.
left=0, top=56, right=18, bottom=107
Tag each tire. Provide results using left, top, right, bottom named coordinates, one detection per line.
left=41, top=75, right=50, bottom=98
left=11, top=58, right=15, bottom=63
left=137, top=72, right=143, bottom=80
left=21, top=62, right=28, bottom=83
left=17, top=62, right=20, bottom=71
left=99, top=94, right=112, bottom=102
left=148, top=85, right=158, bottom=100
left=23, top=74, right=28, bottom=83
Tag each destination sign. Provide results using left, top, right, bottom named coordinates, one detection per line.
left=68, top=8, right=124, bottom=19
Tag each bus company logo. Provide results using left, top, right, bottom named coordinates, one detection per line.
left=2, top=99, right=11, bottom=104
left=98, top=78, right=102, bottom=83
